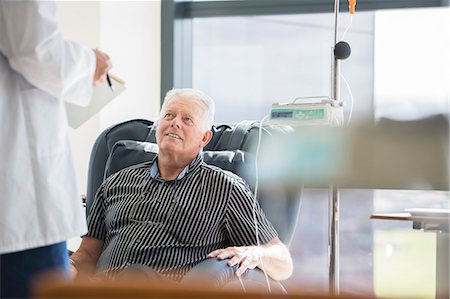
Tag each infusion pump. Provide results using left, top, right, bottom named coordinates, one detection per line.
left=268, top=97, right=344, bottom=127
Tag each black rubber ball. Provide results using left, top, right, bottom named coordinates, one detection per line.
left=334, top=41, right=351, bottom=60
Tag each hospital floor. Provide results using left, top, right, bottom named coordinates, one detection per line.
left=283, top=188, right=449, bottom=298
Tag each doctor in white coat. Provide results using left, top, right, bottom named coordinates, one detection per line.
left=0, top=1, right=112, bottom=298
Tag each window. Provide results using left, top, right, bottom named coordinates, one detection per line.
left=191, top=12, right=374, bottom=123
left=374, top=7, right=450, bottom=120
left=162, top=2, right=450, bottom=297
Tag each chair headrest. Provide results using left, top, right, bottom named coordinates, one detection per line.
left=104, top=140, right=256, bottom=190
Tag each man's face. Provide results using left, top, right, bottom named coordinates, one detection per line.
left=156, top=96, right=212, bottom=161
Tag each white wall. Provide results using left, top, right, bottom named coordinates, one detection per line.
left=99, top=1, right=161, bottom=129
left=56, top=1, right=161, bottom=194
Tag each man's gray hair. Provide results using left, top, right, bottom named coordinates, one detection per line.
left=158, top=88, right=215, bottom=132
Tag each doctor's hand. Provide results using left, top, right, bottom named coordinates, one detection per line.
left=208, top=246, right=262, bottom=277
left=93, top=49, right=112, bottom=86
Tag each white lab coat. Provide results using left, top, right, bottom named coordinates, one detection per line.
left=0, top=1, right=95, bottom=254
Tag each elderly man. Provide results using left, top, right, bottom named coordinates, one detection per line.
left=70, top=88, right=293, bottom=283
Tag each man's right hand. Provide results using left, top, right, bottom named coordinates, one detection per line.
left=69, top=236, right=104, bottom=279
left=93, top=49, right=112, bottom=86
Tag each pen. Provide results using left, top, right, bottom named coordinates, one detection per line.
left=106, top=74, right=114, bottom=92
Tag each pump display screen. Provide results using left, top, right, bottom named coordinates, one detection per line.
left=271, top=109, right=325, bottom=121
left=271, top=111, right=293, bottom=119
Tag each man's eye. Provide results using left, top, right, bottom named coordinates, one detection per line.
left=183, top=116, right=193, bottom=124
left=164, top=113, right=174, bottom=118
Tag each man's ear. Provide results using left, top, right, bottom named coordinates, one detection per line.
left=200, top=130, right=213, bottom=148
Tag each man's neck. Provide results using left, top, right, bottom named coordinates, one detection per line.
left=157, top=154, right=193, bottom=181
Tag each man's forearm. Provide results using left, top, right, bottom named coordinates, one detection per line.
left=69, top=236, right=104, bottom=277
left=257, top=242, right=293, bottom=281
left=69, top=250, right=99, bottom=276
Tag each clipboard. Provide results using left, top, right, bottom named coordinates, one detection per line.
left=66, top=74, right=126, bottom=129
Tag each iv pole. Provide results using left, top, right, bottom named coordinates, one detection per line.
left=329, top=0, right=353, bottom=295
left=329, top=1, right=340, bottom=296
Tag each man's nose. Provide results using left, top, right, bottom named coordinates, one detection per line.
left=170, top=118, right=180, bottom=128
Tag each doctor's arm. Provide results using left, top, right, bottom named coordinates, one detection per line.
left=69, top=236, right=104, bottom=278
left=0, top=1, right=111, bottom=104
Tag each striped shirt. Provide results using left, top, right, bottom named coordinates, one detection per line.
left=87, top=154, right=278, bottom=281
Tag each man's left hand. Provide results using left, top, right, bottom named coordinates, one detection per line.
left=208, top=246, right=262, bottom=277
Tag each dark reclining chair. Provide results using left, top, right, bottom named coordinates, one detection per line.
left=85, top=119, right=302, bottom=291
